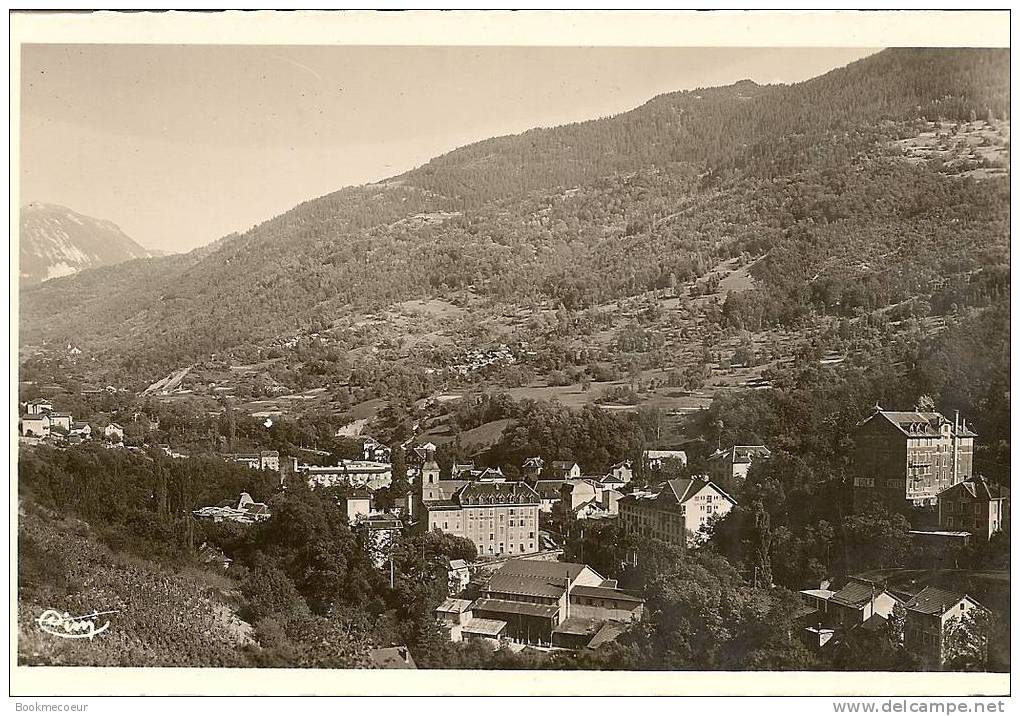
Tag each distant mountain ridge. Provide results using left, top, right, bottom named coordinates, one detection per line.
left=19, top=48, right=1010, bottom=379
left=19, top=203, right=156, bottom=284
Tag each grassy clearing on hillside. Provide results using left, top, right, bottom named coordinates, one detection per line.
left=893, top=119, right=1009, bottom=179
left=17, top=504, right=251, bottom=667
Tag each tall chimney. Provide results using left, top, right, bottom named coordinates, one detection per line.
left=564, top=569, right=571, bottom=621
left=953, top=411, right=960, bottom=485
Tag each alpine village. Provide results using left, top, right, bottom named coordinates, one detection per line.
left=17, top=48, right=1010, bottom=672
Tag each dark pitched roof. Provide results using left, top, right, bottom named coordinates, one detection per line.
left=458, top=481, right=539, bottom=506
left=553, top=616, right=603, bottom=636
left=859, top=409, right=978, bottom=438
left=570, top=585, right=643, bottom=604
left=617, top=492, right=659, bottom=509
left=460, top=618, right=506, bottom=637
left=470, top=598, right=560, bottom=619
left=422, top=480, right=470, bottom=504
left=830, top=579, right=882, bottom=608
left=663, top=478, right=699, bottom=504
left=586, top=621, right=628, bottom=649
left=792, top=603, right=820, bottom=622
left=905, top=586, right=977, bottom=616
left=551, top=460, right=578, bottom=470
left=859, top=613, right=889, bottom=632
left=436, top=598, right=473, bottom=614
left=495, top=558, right=596, bottom=582
left=573, top=498, right=606, bottom=515
left=661, top=478, right=737, bottom=506
left=941, top=477, right=1010, bottom=502
left=487, top=573, right=566, bottom=599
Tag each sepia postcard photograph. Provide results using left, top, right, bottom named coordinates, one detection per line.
left=8, top=8, right=1013, bottom=703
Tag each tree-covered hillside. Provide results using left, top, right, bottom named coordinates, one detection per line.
left=19, top=48, right=1009, bottom=383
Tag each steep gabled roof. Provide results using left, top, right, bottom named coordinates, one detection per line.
left=476, top=467, right=505, bottom=480
left=940, top=477, right=1010, bottom=502
left=573, top=497, right=606, bottom=515
left=905, top=586, right=979, bottom=616
left=660, top=478, right=737, bottom=506
left=857, top=408, right=978, bottom=438
left=422, top=479, right=470, bottom=504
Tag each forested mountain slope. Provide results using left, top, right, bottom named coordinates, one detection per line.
left=19, top=48, right=1009, bottom=380
left=399, top=49, right=1008, bottom=201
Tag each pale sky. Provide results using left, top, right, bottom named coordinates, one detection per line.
left=20, top=45, right=878, bottom=253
